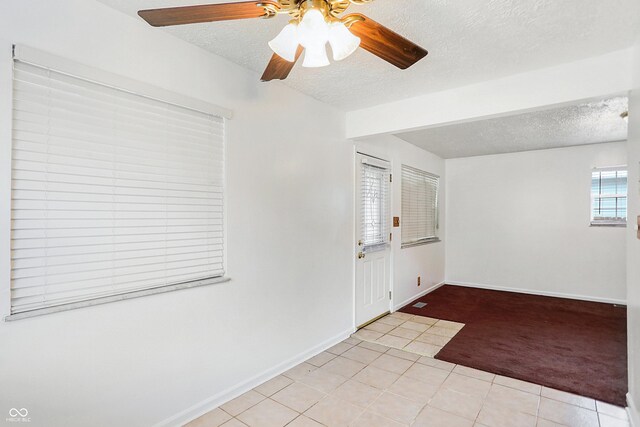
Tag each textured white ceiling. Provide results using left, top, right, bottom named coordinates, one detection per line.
left=97, top=0, right=640, bottom=110
left=394, top=97, right=629, bottom=159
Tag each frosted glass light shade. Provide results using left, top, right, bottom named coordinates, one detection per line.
left=268, top=23, right=299, bottom=62
left=297, top=9, right=329, bottom=48
left=328, top=22, right=360, bottom=61
left=302, top=44, right=330, bottom=68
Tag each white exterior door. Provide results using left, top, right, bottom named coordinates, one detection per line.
left=355, top=153, right=392, bottom=328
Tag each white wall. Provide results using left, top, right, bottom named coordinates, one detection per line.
left=446, top=142, right=627, bottom=303
left=356, top=135, right=446, bottom=310
left=0, top=1, right=355, bottom=426
left=626, top=38, right=640, bottom=425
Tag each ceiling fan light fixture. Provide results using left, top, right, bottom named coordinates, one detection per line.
left=268, top=22, right=299, bottom=62
left=328, top=21, right=361, bottom=61
left=138, top=0, right=429, bottom=82
left=297, top=8, right=329, bottom=49
left=297, top=4, right=330, bottom=68
left=302, top=43, right=330, bottom=68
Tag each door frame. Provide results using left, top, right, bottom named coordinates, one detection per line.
left=353, top=147, right=395, bottom=330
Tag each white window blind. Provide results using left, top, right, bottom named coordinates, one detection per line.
left=10, top=59, right=225, bottom=315
left=401, top=165, right=439, bottom=247
left=591, top=167, right=627, bottom=226
left=360, top=159, right=390, bottom=251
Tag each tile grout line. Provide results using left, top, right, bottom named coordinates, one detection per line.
left=357, top=313, right=464, bottom=358
left=292, top=343, right=381, bottom=426
left=290, top=342, right=443, bottom=426
left=355, top=327, right=490, bottom=426
left=212, top=313, right=627, bottom=427
left=368, top=316, right=609, bottom=426
left=372, top=315, right=616, bottom=426
left=343, top=345, right=417, bottom=425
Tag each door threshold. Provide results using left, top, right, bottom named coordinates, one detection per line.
left=356, top=311, right=391, bottom=330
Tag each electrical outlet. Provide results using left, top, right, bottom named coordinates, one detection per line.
left=417, top=276, right=421, bottom=286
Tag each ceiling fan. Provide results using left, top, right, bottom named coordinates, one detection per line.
left=138, top=0, right=428, bottom=81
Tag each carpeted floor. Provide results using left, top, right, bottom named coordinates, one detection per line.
left=400, top=285, right=628, bottom=406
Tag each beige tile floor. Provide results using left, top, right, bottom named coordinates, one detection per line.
left=353, top=312, right=465, bottom=357
left=186, top=312, right=629, bottom=427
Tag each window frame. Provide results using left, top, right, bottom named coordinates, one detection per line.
left=400, top=164, right=441, bottom=249
left=590, top=166, right=628, bottom=228
left=360, top=158, right=391, bottom=251
left=3, top=45, right=232, bottom=321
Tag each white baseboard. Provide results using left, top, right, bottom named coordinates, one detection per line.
left=155, top=327, right=355, bottom=427
left=393, top=281, right=446, bottom=311
left=629, top=393, right=640, bottom=427
left=446, top=281, right=627, bottom=306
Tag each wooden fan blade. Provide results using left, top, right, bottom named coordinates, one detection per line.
left=261, top=46, right=304, bottom=82
left=138, top=1, right=279, bottom=27
left=344, top=14, right=428, bottom=69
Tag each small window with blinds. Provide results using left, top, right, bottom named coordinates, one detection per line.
left=10, top=57, right=226, bottom=317
left=591, top=167, right=627, bottom=226
left=401, top=165, right=440, bottom=248
left=360, top=158, right=391, bottom=251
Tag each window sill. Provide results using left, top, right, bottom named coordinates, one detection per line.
left=401, top=238, right=441, bottom=249
left=590, top=223, right=627, bottom=228
left=4, top=276, right=230, bottom=322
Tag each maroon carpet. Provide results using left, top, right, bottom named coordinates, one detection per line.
left=400, top=285, right=627, bottom=406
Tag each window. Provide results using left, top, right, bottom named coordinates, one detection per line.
left=9, top=52, right=226, bottom=318
left=360, top=158, right=390, bottom=250
left=591, top=167, right=627, bottom=226
left=401, top=165, right=440, bottom=247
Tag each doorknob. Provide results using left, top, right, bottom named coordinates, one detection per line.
left=358, top=252, right=365, bottom=259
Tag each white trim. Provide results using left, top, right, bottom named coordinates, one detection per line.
left=155, top=327, right=355, bottom=427
left=0, top=42, right=12, bottom=319
left=13, top=44, right=233, bottom=119
left=360, top=156, right=390, bottom=169
left=222, top=117, right=229, bottom=278
left=592, top=165, right=628, bottom=172
left=393, top=281, right=445, bottom=311
left=446, top=281, right=627, bottom=305
left=628, top=393, right=639, bottom=427
left=354, top=150, right=394, bottom=327
left=401, top=238, right=442, bottom=249
left=351, top=145, right=357, bottom=331
left=4, top=277, right=231, bottom=322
